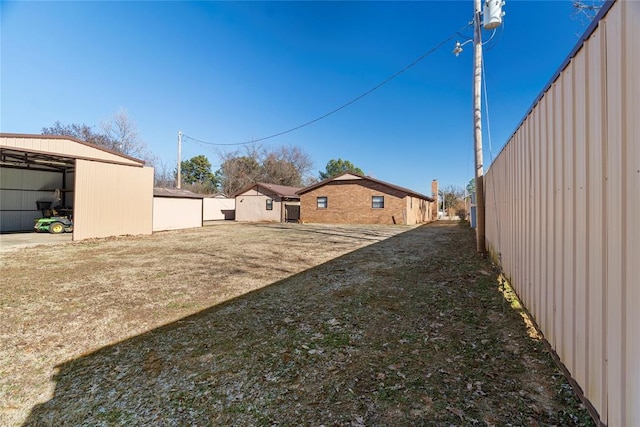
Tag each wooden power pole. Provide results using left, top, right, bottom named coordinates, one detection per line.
left=473, top=0, right=486, bottom=253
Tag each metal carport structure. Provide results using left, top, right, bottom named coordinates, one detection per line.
left=0, top=133, right=154, bottom=240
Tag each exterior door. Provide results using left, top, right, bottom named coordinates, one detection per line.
left=285, top=204, right=300, bottom=223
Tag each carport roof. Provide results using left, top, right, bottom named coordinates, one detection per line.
left=0, top=133, right=146, bottom=171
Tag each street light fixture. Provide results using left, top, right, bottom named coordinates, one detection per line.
left=453, top=40, right=473, bottom=57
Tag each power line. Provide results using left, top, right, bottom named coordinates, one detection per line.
left=183, top=23, right=471, bottom=147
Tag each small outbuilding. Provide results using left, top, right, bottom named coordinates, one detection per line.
left=203, top=194, right=235, bottom=221
left=297, top=172, right=435, bottom=225
left=153, top=188, right=204, bottom=231
left=234, top=182, right=301, bottom=223
left=0, top=133, right=154, bottom=240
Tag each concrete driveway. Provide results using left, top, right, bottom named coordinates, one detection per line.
left=0, top=232, right=73, bottom=253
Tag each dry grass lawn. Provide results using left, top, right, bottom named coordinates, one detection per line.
left=0, top=222, right=593, bottom=426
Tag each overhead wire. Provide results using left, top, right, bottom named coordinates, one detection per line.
left=182, top=22, right=473, bottom=147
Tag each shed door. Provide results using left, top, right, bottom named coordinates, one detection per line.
left=285, top=205, right=300, bottom=223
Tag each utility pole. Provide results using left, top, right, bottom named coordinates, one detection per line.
left=473, top=0, right=486, bottom=253
left=177, top=131, right=182, bottom=189
left=453, top=0, right=503, bottom=252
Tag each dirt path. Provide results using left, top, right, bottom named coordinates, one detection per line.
left=0, top=222, right=592, bottom=426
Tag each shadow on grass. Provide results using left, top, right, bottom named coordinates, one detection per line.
left=23, top=223, right=592, bottom=426
left=257, top=222, right=411, bottom=242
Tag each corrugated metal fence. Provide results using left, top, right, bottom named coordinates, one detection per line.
left=483, top=1, right=639, bottom=425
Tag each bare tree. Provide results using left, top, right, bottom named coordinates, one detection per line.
left=439, top=184, right=466, bottom=219
left=572, top=0, right=605, bottom=28
left=101, top=108, right=157, bottom=167
left=154, top=160, right=176, bottom=188
left=216, top=144, right=314, bottom=195
left=43, top=109, right=158, bottom=168
left=218, top=149, right=262, bottom=196
left=274, top=146, right=314, bottom=180
left=42, top=122, right=111, bottom=146
left=261, top=154, right=300, bottom=186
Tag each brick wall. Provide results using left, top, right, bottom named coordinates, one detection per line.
left=431, top=179, right=439, bottom=220
left=405, top=196, right=433, bottom=224
left=300, top=180, right=430, bottom=225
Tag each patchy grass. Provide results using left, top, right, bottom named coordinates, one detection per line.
left=0, top=222, right=593, bottom=426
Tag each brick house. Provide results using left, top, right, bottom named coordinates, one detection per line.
left=234, top=182, right=301, bottom=223
left=297, top=173, right=435, bottom=225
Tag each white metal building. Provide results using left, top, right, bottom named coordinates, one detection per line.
left=0, top=133, right=154, bottom=240
left=203, top=194, right=235, bottom=221
left=153, top=188, right=204, bottom=231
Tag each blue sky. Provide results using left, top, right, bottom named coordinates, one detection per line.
left=1, top=1, right=594, bottom=196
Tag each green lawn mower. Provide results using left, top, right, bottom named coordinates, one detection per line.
left=34, top=201, right=74, bottom=234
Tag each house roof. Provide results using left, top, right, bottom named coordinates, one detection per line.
left=297, top=172, right=434, bottom=202
left=154, top=187, right=204, bottom=199
left=233, top=182, right=302, bottom=199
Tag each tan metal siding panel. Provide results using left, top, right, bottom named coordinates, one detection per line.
left=585, top=26, right=607, bottom=418
left=503, top=143, right=512, bottom=279
left=538, top=96, right=550, bottom=336
left=550, top=83, right=562, bottom=355
left=546, top=85, right=558, bottom=350
left=605, top=4, right=625, bottom=424
left=484, top=171, right=497, bottom=258
left=623, top=1, right=640, bottom=424
left=515, top=131, right=523, bottom=301
left=561, top=69, right=576, bottom=375
left=530, top=107, right=540, bottom=325
left=524, top=121, right=533, bottom=318
left=573, top=47, right=589, bottom=390
left=73, top=160, right=153, bottom=240
left=524, top=124, right=532, bottom=312
left=153, top=197, right=202, bottom=231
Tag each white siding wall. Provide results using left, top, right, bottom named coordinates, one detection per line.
left=153, top=197, right=202, bottom=231
left=0, top=168, right=64, bottom=232
left=203, top=198, right=235, bottom=221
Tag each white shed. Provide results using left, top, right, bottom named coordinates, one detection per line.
left=153, top=188, right=203, bottom=231
left=203, top=194, right=235, bottom=221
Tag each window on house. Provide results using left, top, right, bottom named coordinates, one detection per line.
left=317, top=196, right=328, bottom=209
left=266, top=199, right=273, bottom=210
left=372, top=196, right=385, bottom=209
